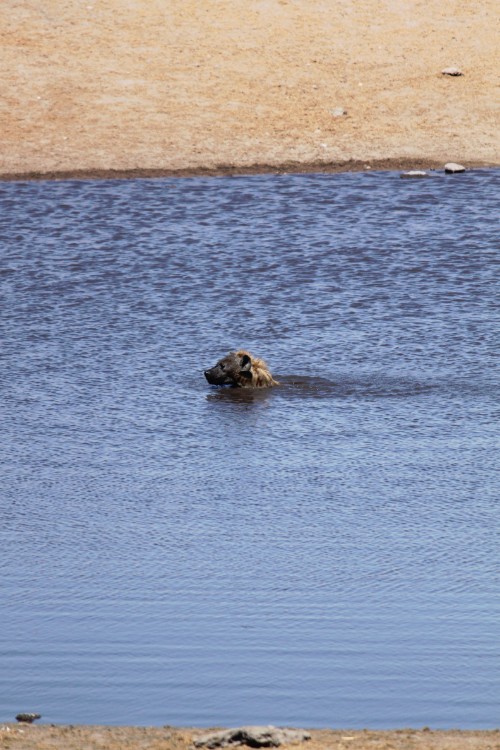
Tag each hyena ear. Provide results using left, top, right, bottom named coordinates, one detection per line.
left=240, top=354, right=252, bottom=371
left=239, top=353, right=253, bottom=379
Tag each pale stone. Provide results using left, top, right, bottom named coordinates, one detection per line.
left=401, top=171, right=428, bottom=178
left=194, top=727, right=312, bottom=749
left=441, top=67, right=463, bottom=76
left=330, top=107, right=347, bottom=117
left=444, top=162, right=466, bottom=173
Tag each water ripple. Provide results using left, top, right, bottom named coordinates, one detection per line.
left=0, top=169, right=498, bottom=728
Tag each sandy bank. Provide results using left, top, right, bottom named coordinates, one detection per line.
left=1, top=725, right=499, bottom=750
left=0, top=0, right=498, bottom=179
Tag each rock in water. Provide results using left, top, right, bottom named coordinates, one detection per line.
left=444, top=162, right=466, bottom=173
left=194, top=727, right=312, bottom=748
left=16, top=713, right=41, bottom=723
left=400, top=171, right=428, bottom=178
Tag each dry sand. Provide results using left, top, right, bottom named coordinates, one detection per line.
left=0, top=0, right=498, bottom=179
left=1, top=725, right=499, bottom=750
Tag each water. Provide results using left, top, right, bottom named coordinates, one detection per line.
left=0, top=169, right=498, bottom=729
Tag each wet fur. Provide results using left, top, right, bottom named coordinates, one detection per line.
left=204, top=350, right=279, bottom=388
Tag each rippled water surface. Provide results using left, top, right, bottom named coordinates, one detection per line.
left=1, top=170, right=499, bottom=728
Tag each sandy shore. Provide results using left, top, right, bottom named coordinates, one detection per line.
left=1, top=725, right=499, bottom=750
left=1, top=0, right=498, bottom=179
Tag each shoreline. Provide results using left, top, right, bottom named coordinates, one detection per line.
left=1, top=725, right=498, bottom=750
left=0, top=159, right=498, bottom=183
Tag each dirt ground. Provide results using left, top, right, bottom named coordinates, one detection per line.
left=0, top=0, right=498, bottom=179
left=1, top=725, right=499, bottom=750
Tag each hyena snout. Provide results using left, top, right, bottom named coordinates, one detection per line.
left=204, top=350, right=279, bottom=388
left=204, top=363, right=229, bottom=385
left=204, top=352, right=243, bottom=385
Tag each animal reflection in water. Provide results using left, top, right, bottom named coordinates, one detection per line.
left=204, top=350, right=279, bottom=388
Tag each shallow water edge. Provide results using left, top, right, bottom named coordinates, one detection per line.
left=0, top=157, right=498, bottom=181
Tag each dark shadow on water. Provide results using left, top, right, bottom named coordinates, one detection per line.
left=205, top=386, right=275, bottom=404
left=279, top=374, right=436, bottom=399
left=205, top=374, right=437, bottom=402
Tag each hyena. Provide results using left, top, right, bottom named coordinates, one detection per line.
left=204, top=350, right=279, bottom=388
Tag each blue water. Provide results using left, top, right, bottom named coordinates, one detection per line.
left=0, top=169, right=498, bottom=728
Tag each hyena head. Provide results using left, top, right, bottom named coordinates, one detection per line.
left=204, top=350, right=278, bottom=388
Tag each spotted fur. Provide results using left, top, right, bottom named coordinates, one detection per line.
left=204, top=350, right=279, bottom=388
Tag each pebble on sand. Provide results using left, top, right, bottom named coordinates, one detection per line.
left=441, top=66, right=463, bottom=76
left=330, top=107, right=347, bottom=117
left=16, top=713, right=41, bottom=723
left=444, top=162, right=466, bottom=173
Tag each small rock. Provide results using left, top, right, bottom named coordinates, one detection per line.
left=444, top=162, right=466, bottom=173
left=330, top=107, right=347, bottom=117
left=400, top=171, right=428, bottom=178
left=193, top=726, right=311, bottom=749
left=441, top=67, right=463, bottom=76
left=16, top=713, right=41, bottom=723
